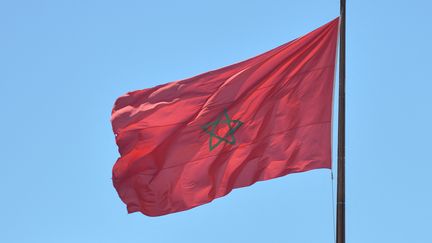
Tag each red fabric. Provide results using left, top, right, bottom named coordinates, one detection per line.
left=111, top=18, right=339, bottom=216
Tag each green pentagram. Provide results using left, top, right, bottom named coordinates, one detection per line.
left=201, top=109, right=243, bottom=151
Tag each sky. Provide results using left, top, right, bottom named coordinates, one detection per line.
left=0, top=0, right=431, bottom=242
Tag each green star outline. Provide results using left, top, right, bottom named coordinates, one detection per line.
left=201, top=109, right=243, bottom=151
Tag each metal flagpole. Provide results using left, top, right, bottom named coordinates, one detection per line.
left=336, top=0, right=346, bottom=243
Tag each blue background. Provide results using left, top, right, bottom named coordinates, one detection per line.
left=1, top=1, right=431, bottom=242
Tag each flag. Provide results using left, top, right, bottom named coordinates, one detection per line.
left=111, top=18, right=339, bottom=216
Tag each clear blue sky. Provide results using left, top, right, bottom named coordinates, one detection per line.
left=1, top=1, right=431, bottom=242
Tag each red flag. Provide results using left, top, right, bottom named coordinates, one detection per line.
left=111, top=18, right=339, bottom=216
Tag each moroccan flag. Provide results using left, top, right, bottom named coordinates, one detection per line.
left=111, top=18, right=339, bottom=216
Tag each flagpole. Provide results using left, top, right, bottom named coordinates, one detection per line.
left=336, top=0, right=346, bottom=243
